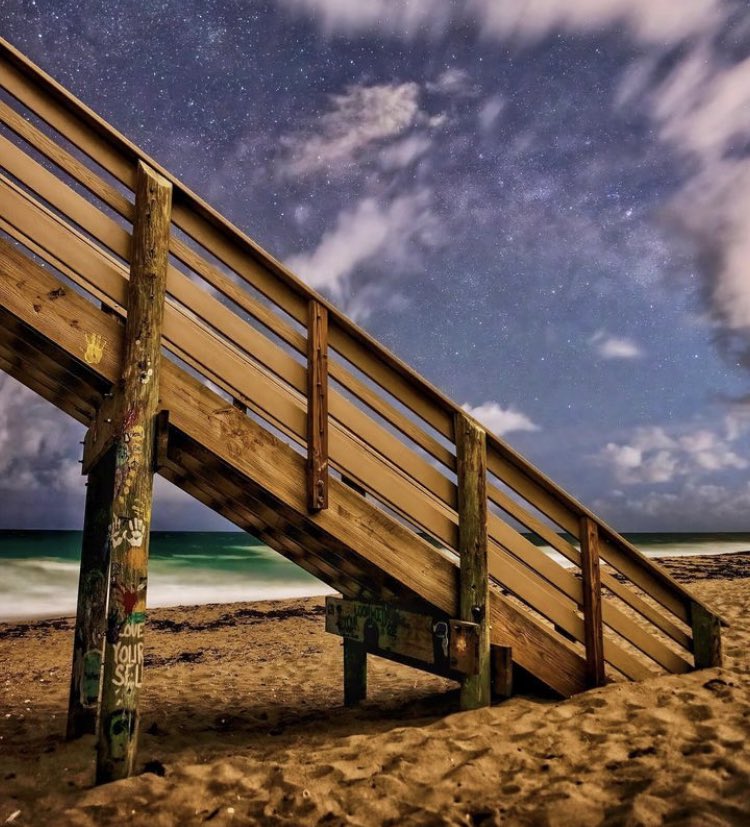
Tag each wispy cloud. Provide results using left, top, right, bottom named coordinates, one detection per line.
left=477, top=95, right=505, bottom=131
left=287, top=188, right=441, bottom=318
left=467, top=0, right=725, bottom=45
left=280, top=82, right=426, bottom=176
left=614, top=20, right=750, bottom=367
left=462, top=401, right=540, bottom=436
left=277, top=0, right=449, bottom=37
left=378, top=133, right=433, bottom=171
left=589, top=330, right=644, bottom=360
left=280, top=0, right=725, bottom=45
left=594, top=424, right=748, bottom=485
left=426, top=68, right=476, bottom=97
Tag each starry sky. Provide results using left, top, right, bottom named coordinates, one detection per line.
left=1, top=0, right=749, bottom=531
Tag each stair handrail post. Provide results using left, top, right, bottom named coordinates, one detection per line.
left=456, top=411, right=491, bottom=709
left=307, top=299, right=328, bottom=512
left=579, top=516, right=606, bottom=687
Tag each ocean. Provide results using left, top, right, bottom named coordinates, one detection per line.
left=1, top=530, right=748, bottom=622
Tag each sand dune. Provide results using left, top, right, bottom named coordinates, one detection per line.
left=1, top=559, right=749, bottom=825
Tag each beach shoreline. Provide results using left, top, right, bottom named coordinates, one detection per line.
left=1, top=555, right=749, bottom=825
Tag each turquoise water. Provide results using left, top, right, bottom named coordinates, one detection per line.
left=0, top=531, right=333, bottom=622
left=1, top=531, right=748, bottom=622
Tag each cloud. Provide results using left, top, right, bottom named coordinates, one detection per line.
left=616, top=34, right=750, bottom=366
left=287, top=188, right=441, bottom=318
left=277, top=0, right=449, bottom=37
left=478, top=95, right=505, bottom=131
left=378, top=133, right=433, bottom=170
left=462, top=401, right=540, bottom=436
left=280, top=82, right=425, bottom=176
left=0, top=375, right=86, bottom=528
left=594, top=424, right=747, bottom=485
left=588, top=330, right=644, bottom=360
left=426, top=68, right=475, bottom=97
left=467, top=0, right=725, bottom=46
left=280, top=0, right=725, bottom=45
left=593, top=479, right=750, bottom=530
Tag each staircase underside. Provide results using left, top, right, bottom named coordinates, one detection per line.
left=0, top=241, right=590, bottom=697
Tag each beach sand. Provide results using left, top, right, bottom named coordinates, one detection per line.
left=1, top=554, right=749, bottom=826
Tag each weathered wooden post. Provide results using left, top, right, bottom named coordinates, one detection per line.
left=307, top=299, right=328, bottom=512
left=66, top=446, right=116, bottom=739
left=456, top=412, right=491, bottom=710
left=491, top=645, right=513, bottom=700
left=579, top=516, right=606, bottom=688
left=343, top=639, right=367, bottom=706
left=691, top=603, right=722, bottom=669
left=95, top=161, right=171, bottom=784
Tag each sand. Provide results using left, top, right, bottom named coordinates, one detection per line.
left=1, top=554, right=749, bottom=826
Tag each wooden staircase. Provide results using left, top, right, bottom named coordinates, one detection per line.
left=0, top=38, right=722, bottom=782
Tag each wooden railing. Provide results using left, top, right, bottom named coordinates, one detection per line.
left=0, top=36, right=721, bottom=689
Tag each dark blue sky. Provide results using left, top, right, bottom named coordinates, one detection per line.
left=1, top=0, right=749, bottom=531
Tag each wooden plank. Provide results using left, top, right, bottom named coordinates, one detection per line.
left=96, top=162, right=171, bottom=785
left=307, top=300, right=328, bottom=511
left=66, top=445, right=116, bottom=739
left=691, top=603, right=722, bottom=669
left=456, top=413, right=490, bottom=709
left=0, top=239, right=591, bottom=697
left=81, top=394, right=118, bottom=475
left=325, top=596, right=479, bottom=676
left=491, top=646, right=513, bottom=700
left=580, top=517, right=606, bottom=687
left=153, top=410, right=170, bottom=472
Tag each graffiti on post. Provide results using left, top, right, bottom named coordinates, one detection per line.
left=114, top=423, right=145, bottom=506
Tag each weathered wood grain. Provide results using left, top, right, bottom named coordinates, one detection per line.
left=456, top=413, right=490, bottom=709
left=580, top=517, right=606, bottom=687
left=691, top=603, right=722, bottom=669
left=66, top=445, right=116, bottom=739
left=96, top=162, right=172, bottom=784
left=307, top=300, right=328, bottom=511
left=325, top=596, right=479, bottom=676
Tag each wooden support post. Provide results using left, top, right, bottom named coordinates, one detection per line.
left=491, top=646, right=513, bottom=700
left=691, top=603, right=722, bottom=669
left=95, top=162, right=171, bottom=784
left=456, top=412, right=491, bottom=710
left=579, top=516, right=606, bottom=688
left=66, top=445, right=116, bottom=739
left=307, top=300, right=328, bottom=512
left=343, top=638, right=367, bottom=706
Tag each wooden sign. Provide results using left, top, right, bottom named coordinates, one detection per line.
left=325, top=597, right=480, bottom=676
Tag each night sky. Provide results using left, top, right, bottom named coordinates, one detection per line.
left=1, top=0, right=749, bottom=531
